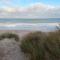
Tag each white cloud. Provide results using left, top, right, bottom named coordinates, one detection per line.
left=0, top=3, right=60, bottom=18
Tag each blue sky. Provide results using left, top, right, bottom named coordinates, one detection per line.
left=0, top=0, right=60, bottom=7
left=0, top=0, right=60, bottom=18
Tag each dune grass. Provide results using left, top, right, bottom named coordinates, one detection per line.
left=20, top=31, right=60, bottom=60
left=0, top=32, right=20, bottom=41
left=0, top=31, right=60, bottom=60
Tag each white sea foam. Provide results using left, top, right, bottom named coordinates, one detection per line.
left=0, top=23, right=58, bottom=26
left=0, top=23, right=59, bottom=31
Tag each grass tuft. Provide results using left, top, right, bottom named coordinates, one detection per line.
left=20, top=31, right=60, bottom=60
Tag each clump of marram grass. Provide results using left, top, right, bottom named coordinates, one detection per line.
left=0, top=32, right=20, bottom=41
left=44, top=31, right=60, bottom=60
left=20, top=31, right=60, bottom=60
left=20, top=31, right=47, bottom=60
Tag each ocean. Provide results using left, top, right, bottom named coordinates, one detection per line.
left=0, top=18, right=60, bottom=31
left=0, top=18, right=60, bottom=23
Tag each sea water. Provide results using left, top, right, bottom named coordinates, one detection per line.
left=0, top=18, right=60, bottom=31
left=0, top=18, right=60, bottom=23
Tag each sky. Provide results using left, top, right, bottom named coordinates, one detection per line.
left=0, top=0, right=60, bottom=18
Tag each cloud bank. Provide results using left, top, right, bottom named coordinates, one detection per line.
left=0, top=3, right=60, bottom=18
